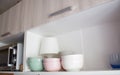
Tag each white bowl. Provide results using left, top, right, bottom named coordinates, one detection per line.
left=61, top=54, right=83, bottom=71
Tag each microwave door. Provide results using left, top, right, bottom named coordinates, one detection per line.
left=8, top=47, right=13, bottom=67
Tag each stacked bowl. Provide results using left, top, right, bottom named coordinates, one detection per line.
left=27, top=53, right=84, bottom=72
left=61, top=54, right=83, bottom=71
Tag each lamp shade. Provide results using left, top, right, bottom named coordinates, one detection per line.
left=40, top=37, right=60, bottom=54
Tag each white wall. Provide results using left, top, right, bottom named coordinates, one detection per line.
left=56, top=23, right=120, bottom=70
left=82, top=23, right=120, bottom=70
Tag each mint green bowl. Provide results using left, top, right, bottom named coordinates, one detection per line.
left=27, top=57, right=43, bottom=71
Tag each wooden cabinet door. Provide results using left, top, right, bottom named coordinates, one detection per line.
left=20, top=0, right=113, bottom=32
left=45, top=0, right=80, bottom=22
left=31, top=0, right=48, bottom=27
left=12, top=2, right=23, bottom=33
left=7, top=2, right=22, bottom=35
left=21, top=0, right=33, bottom=31
left=78, top=0, right=112, bottom=11
left=46, top=0, right=112, bottom=22
left=0, top=73, right=14, bottom=75
left=21, top=0, right=48, bottom=31
left=0, top=0, right=112, bottom=34
left=0, top=15, right=2, bottom=36
left=0, top=1, right=22, bottom=39
left=0, top=10, right=10, bottom=38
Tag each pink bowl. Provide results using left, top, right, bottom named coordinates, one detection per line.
left=43, top=58, right=61, bottom=72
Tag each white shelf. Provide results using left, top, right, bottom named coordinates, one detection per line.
left=0, top=70, right=120, bottom=75
left=14, top=70, right=120, bottom=75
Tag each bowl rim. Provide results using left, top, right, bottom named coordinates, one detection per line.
left=61, top=54, right=83, bottom=57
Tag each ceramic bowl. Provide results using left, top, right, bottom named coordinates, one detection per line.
left=43, top=58, right=61, bottom=72
left=27, top=57, right=43, bottom=71
left=61, top=54, right=83, bottom=71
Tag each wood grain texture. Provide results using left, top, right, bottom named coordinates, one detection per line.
left=21, top=0, right=48, bottom=31
left=0, top=11, right=9, bottom=36
left=0, top=15, right=2, bottom=35
left=0, top=73, right=14, bottom=75
left=0, top=0, right=113, bottom=37
left=6, top=0, right=113, bottom=32
left=78, top=0, right=112, bottom=10
left=46, top=0, right=112, bottom=22
left=0, top=1, right=23, bottom=39
left=32, top=0, right=48, bottom=27
left=12, top=2, right=23, bottom=34
left=21, top=0, right=34, bottom=31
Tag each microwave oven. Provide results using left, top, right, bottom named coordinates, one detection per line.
left=0, top=43, right=23, bottom=71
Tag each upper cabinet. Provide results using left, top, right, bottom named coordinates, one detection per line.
left=21, top=0, right=112, bottom=31
left=0, top=1, right=23, bottom=40
left=45, top=0, right=112, bottom=21
left=0, top=0, right=113, bottom=40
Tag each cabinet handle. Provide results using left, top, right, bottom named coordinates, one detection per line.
left=49, top=6, right=72, bottom=17
left=1, top=32, right=10, bottom=37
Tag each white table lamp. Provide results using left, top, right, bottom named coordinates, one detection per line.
left=40, top=37, right=60, bottom=55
